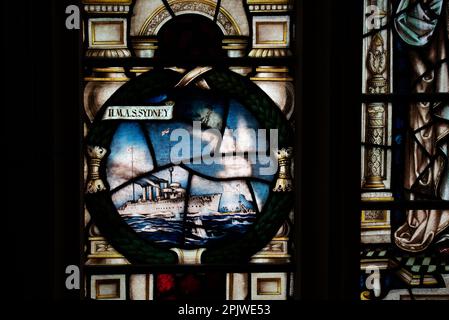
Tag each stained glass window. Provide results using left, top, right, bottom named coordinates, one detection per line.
left=82, top=0, right=297, bottom=301
left=361, top=0, right=449, bottom=300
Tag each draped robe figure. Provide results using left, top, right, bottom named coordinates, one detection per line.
left=394, top=0, right=449, bottom=252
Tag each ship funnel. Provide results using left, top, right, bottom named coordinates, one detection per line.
left=155, top=185, right=161, bottom=200
left=148, top=186, right=153, bottom=201
left=142, top=187, right=147, bottom=201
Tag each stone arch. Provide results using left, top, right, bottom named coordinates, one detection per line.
left=133, top=0, right=245, bottom=36
left=156, top=14, right=226, bottom=59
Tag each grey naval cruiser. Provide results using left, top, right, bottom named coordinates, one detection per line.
left=118, top=168, right=221, bottom=220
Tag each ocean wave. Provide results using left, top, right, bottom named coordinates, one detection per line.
left=122, top=211, right=256, bottom=249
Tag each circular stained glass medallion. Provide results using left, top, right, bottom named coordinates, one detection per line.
left=85, top=68, right=294, bottom=264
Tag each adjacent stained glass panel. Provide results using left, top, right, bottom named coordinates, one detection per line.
left=361, top=0, right=449, bottom=300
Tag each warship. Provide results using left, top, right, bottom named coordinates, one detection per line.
left=118, top=168, right=221, bottom=219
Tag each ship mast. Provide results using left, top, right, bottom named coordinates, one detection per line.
left=130, top=146, right=135, bottom=202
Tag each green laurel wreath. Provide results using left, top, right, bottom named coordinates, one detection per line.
left=85, top=68, right=294, bottom=264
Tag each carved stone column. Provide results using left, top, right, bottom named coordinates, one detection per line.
left=364, top=103, right=386, bottom=189
left=362, top=0, right=391, bottom=191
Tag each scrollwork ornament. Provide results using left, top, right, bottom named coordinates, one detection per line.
left=367, top=33, right=389, bottom=93
left=273, top=148, right=293, bottom=192
left=86, top=146, right=108, bottom=194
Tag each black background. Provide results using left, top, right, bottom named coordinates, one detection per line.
left=5, top=0, right=362, bottom=301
